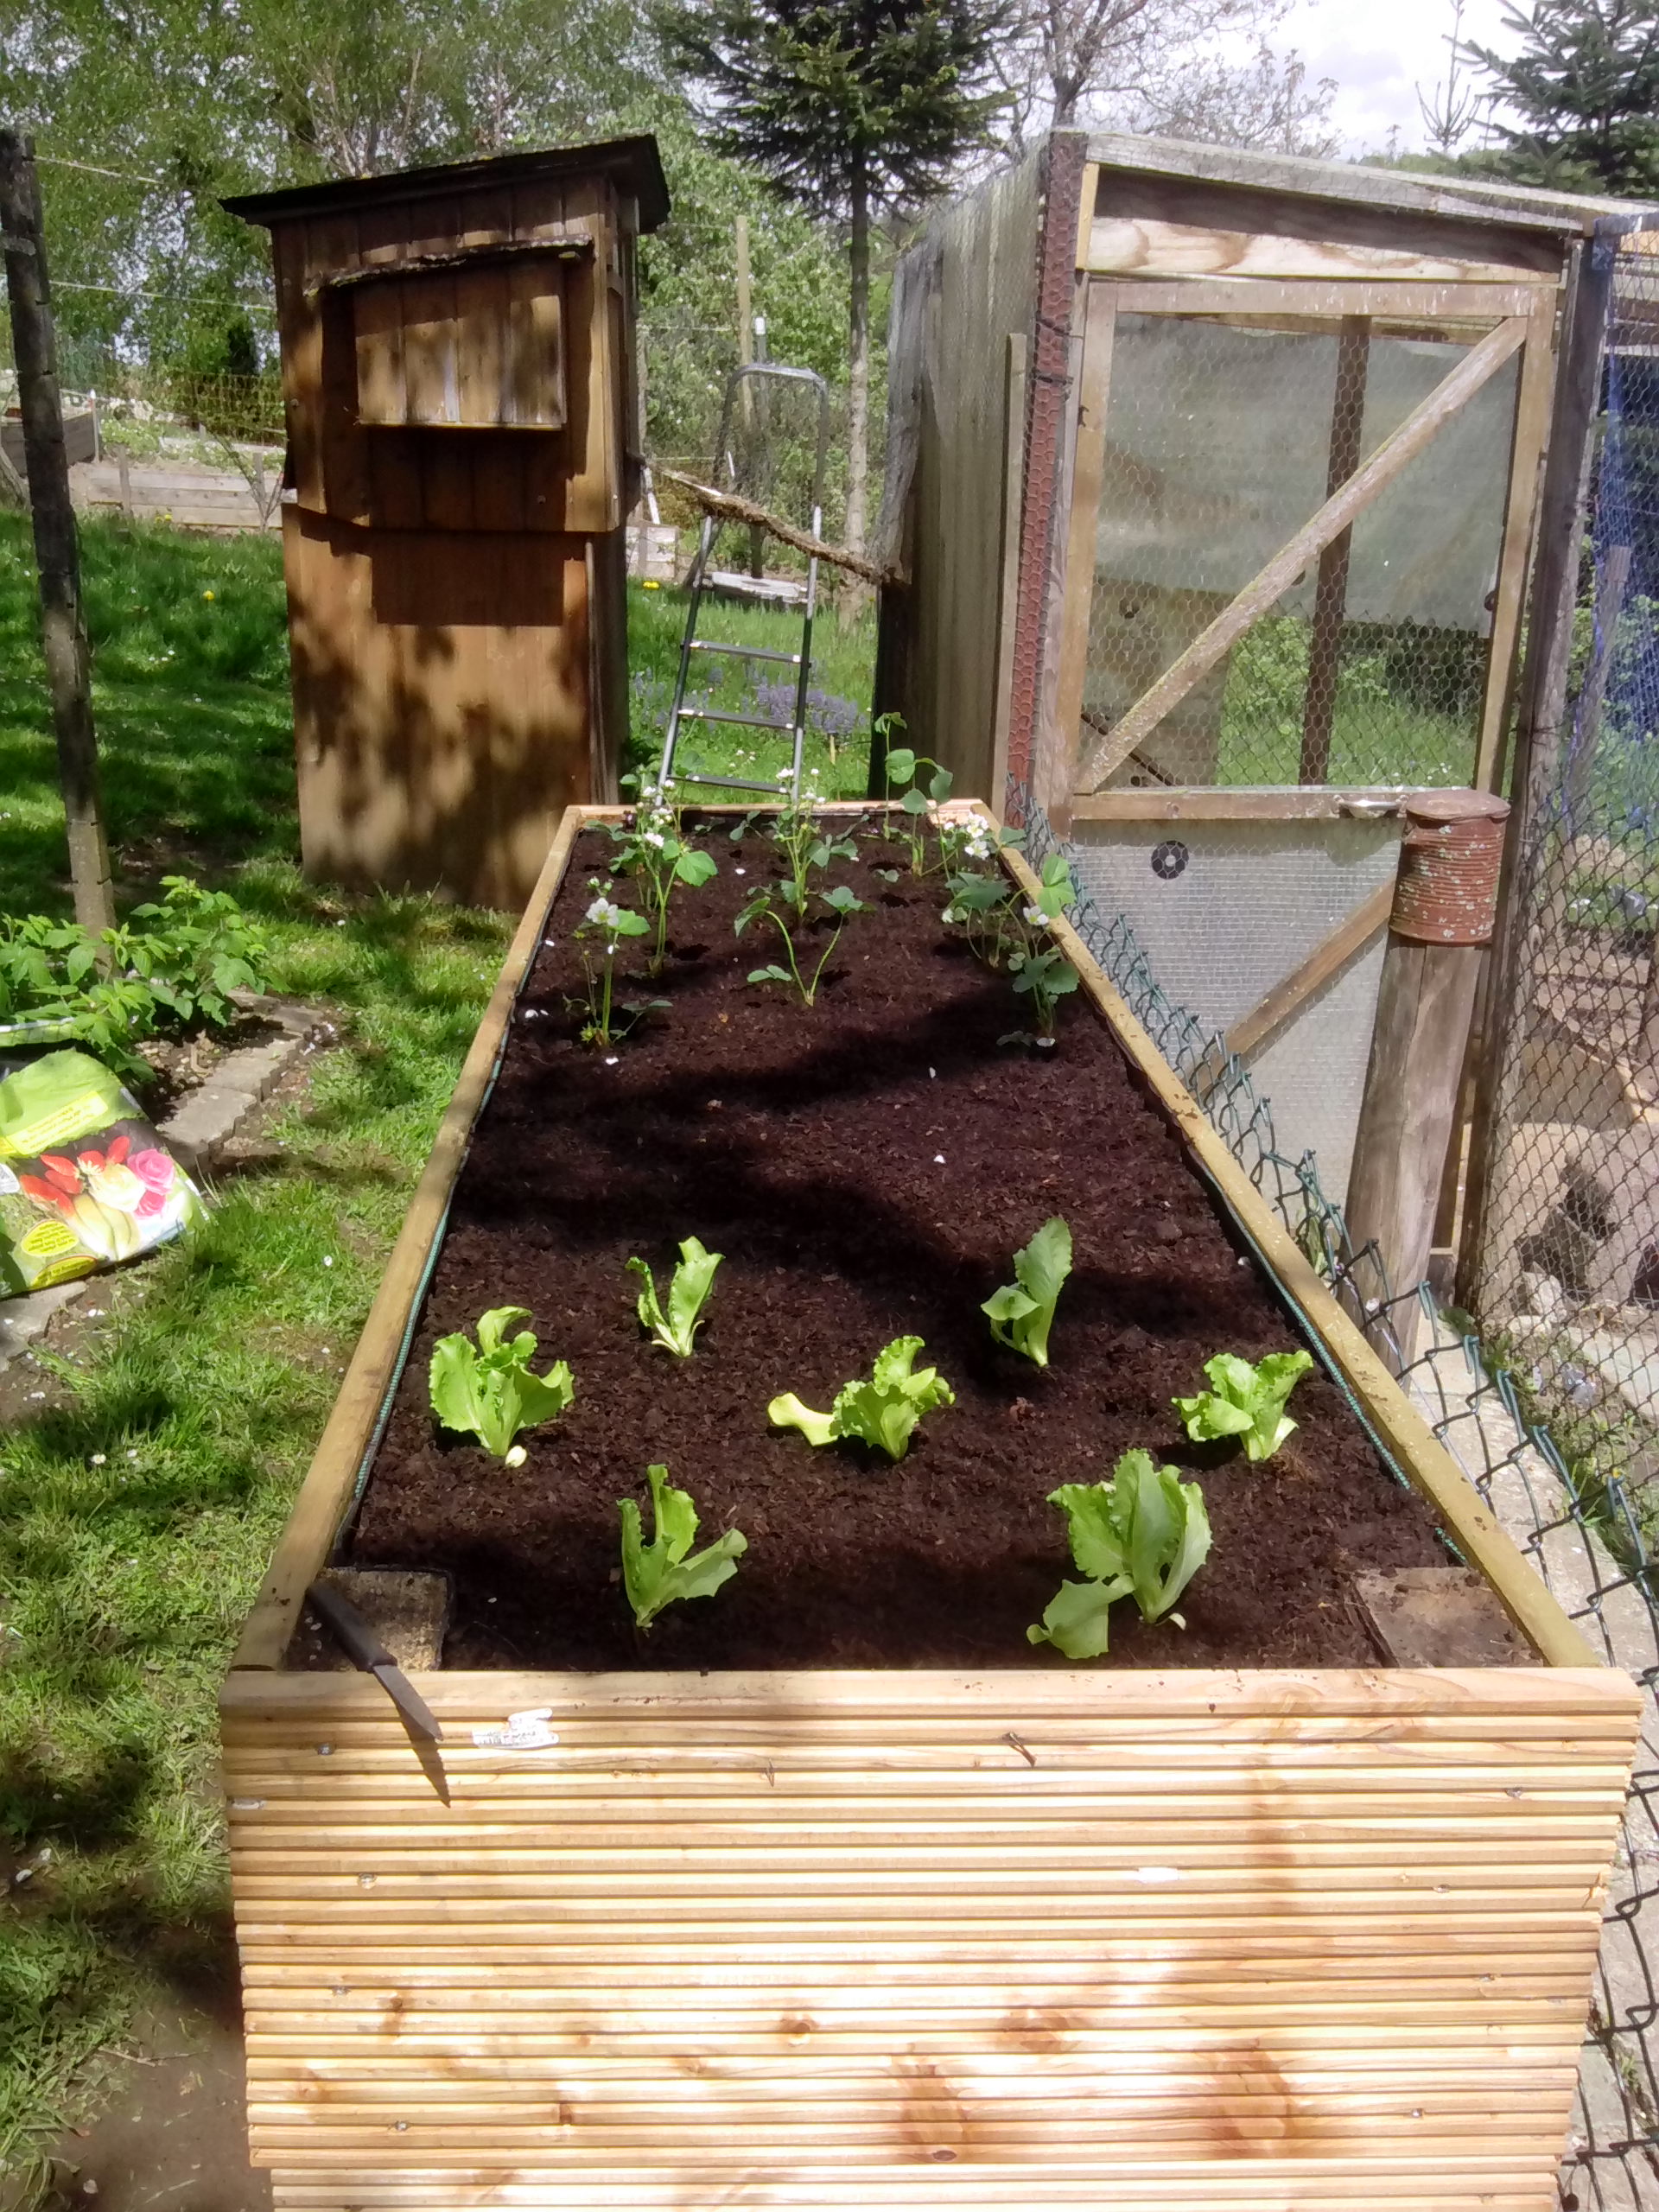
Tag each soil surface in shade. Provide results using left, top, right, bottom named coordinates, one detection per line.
left=347, top=820, right=1450, bottom=1670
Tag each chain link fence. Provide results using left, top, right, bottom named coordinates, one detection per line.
left=1019, top=788, right=1659, bottom=2209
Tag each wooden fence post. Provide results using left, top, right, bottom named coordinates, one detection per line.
left=0, top=127, right=116, bottom=938
left=1346, top=791, right=1510, bottom=1360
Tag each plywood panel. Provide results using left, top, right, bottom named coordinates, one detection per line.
left=224, top=1666, right=1637, bottom=2209
left=1087, top=215, right=1558, bottom=284
left=282, top=507, right=594, bottom=908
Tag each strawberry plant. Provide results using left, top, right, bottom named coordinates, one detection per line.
left=736, top=880, right=867, bottom=1007
left=429, top=1306, right=574, bottom=1465
left=1028, top=1451, right=1211, bottom=1659
left=1173, top=1350, right=1314, bottom=1462
left=569, top=882, right=660, bottom=1048
left=1003, top=856, right=1081, bottom=1046
left=731, top=775, right=861, bottom=921
left=983, top=1216, right=1072, bottom=1367
left=627, top=1235, right=723, bottom=1357
left=609, top=775, right=718, bottom=976
left=620, top=1463, right=747, bottom=1629
left=769, top=1336, right=955, bottom=1461
left=880, top=733, right=955, bottom=875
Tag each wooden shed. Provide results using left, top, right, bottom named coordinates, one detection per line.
left=877, top=133, right=1648, bottom=1207
left=226, top=137, right=669, bottom=911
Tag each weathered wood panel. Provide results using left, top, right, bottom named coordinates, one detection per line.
left=282, top=508, right=597, bottom=909
left=73, top=461, right=281, bottom=531
left=880, top=148, right=1047, bottom=798
left=222, top=1667, right=1639, bottom=2209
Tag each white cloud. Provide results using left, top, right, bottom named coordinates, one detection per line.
left=1228, top=0, right=1523, bottom=157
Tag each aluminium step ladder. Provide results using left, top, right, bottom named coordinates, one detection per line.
left=658, top=361, right=831, bottom=805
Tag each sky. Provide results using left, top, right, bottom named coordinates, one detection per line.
left=1255, top=0, right=1522, bottom=157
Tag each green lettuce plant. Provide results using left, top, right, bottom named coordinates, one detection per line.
left=1173, top=1350, right=1314, bottom=1462
left=769, top=1336, right=954, bottom=1461
left=627, top=1236, right=723, bottom=1357
left=1028, top=1450, right=1212, bottom=1659
left=983, top=1216, right=1072, bottom=1367
left=429, top=1306, right=574, bottom=1464
left=620, top=1463, right=747, bottom=1629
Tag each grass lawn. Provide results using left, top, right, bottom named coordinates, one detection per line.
left=0, top=514, right=512, bottom=2196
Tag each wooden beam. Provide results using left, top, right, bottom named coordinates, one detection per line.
left=1224, top=882, right=1394, bottom=1064
left=1074, top=162, right=1100, bottom=270
left=988, top=332, right=1028, bottom=805
left=1475, top=293, right=1560, bottom=790
left=1107, top=278, right=1548, bottom=320
left=1047, top=284, right=1115, bottom=813
left=655, top=467, right=898, bottom=588
left=1299, top=316, right=1370, bottom=785
left=1087, top=217, right=1561, bottom=287
left=1070, top=787, right=1416, bottom=822
left=1347, top=938, right=1488, bottom=1349
left=1077, top=317, right=1530, bottom=791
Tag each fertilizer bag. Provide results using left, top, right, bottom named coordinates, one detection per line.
left=0, top=1049, right=201, bottom=1296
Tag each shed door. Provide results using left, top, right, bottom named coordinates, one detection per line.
left=1057, top=278, right=1558, bottom=800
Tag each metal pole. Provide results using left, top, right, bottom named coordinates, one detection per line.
left=0, top=129, right=115, bottom=938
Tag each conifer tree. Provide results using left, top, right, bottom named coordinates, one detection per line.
left=665, top=0, right=1006, bottom=559
left=1465, top=0, right=1659, bottom=194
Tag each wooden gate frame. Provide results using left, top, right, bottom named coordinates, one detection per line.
left=1039, top=269, right=1561, bottom=826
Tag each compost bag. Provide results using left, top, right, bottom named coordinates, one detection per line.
left=0, top=1049, right=201, bottom=1296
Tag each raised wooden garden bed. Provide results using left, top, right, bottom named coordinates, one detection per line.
left=222, top=804, right=1640, bottom=2212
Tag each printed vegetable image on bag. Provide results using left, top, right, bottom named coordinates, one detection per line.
left=0, top=1049, right=201, bottom=1297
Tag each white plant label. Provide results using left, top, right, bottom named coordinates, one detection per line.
left=472, top=1706, right=560, bottom=1751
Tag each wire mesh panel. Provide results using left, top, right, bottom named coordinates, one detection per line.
left=1082, top=307, right=1518, bottom=791
left=1477, top=244, right=1659, bottom=1517
left=1068, top=817, right=1398, bottom=1203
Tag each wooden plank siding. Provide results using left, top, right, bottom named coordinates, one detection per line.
left=225, top=804, right=1640, bottom=2209
left=223, top=1667, right=1638, bottom=2209
left=280, top=508, right=595, bottom=909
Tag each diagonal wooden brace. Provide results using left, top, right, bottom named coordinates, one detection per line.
left=1077, top=315, right=1529, bottom=792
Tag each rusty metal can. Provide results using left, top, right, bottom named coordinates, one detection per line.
left=1391, top=790, right=1510, bottom=946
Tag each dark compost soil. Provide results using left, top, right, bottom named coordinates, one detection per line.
left=346, top=823, right=1450, bottom=1670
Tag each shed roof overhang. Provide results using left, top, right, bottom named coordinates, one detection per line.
left=1084, top=129, right=1656, bottom=239
left=222, top=133, right=670, bottom=235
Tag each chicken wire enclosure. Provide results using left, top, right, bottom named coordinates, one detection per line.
left=1083, top=311, right=1520, bottom=792
left=1472, top=237, right=1659, bottom=1522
